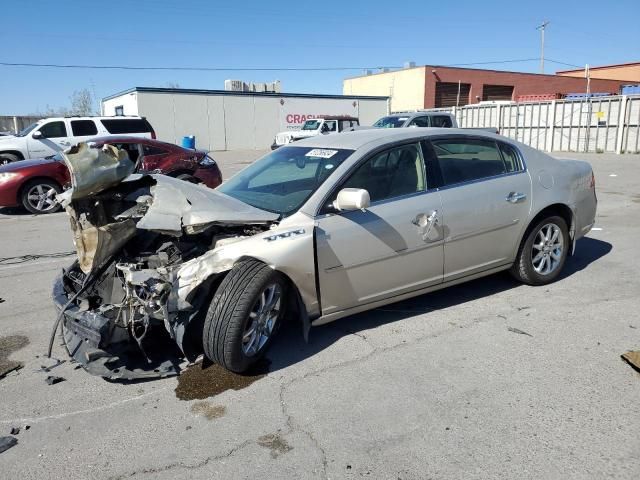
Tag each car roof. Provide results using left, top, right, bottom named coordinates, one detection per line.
left=40, top=116, right=144, bottom=121
left=90, top=136, right=180, bottom=149
left=294, top=127, right=501, bottom=151
left=384, top=112, right=452, bottom=118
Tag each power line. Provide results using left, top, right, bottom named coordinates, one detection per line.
left=0, top=58, right=546, bottom=72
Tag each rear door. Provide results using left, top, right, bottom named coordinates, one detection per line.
left=69, top=119, right=99, bottom=144
left=425, top=136, right=531, bottom=281
left=315, top=142, right=444, bottom=314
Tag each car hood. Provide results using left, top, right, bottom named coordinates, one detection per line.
left=290, top=131, right=317, bottom=139
left=0, top=157, right=56, bottom=173
left=58, top=142, right=278, bottom=234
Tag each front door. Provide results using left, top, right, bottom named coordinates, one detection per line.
left=27, top=120, right=70, bottom=157
left=315, top=142, right=444, bottom=314
left=427, top=136, right=531, bottom=281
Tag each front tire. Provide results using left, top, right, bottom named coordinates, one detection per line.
left=203, top=260, right=286, bottom=373
left=0, top=153, right=19, bottom=165
left=510, top=215, right=569, bottom=285
left=21, top=179, right=62, bottom=214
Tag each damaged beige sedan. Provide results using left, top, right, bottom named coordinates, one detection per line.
left=52, top=130, right=597, bottom=379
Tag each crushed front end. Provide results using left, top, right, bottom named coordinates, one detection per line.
left=52, top=143, right=277, bottom=380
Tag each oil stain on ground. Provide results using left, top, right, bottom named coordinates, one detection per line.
left=175, top=358, right=270, bottom=401
left=190, top=401, right=226, bottom=420
left=257, top=433, right=293, bottom=458
left=0, top=335, right=29, bottom=379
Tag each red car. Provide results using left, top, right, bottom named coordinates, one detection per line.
left=0, top=137, right=222, bottom=214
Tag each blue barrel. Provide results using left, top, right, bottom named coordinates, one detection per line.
left=181, top=135, right=195, bottom=149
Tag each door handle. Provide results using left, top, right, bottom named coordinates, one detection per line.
left=506, top=192, right=527, bottom=203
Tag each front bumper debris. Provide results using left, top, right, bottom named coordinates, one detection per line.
left=53, top=275, right=184, bottom=381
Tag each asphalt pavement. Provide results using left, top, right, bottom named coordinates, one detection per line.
left=0, top=150, right=638, bottom=479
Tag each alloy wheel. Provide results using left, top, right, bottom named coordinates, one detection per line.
left=531, top=223, right=564, bottom=275
left=26, top=184, right=58, bottom=213
left=241, top=283, right=282, bottom=356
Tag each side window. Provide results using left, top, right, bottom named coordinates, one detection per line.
left=498, top=143, right=522, bottom=173
left=100, top=119, right=153, bottom=134
left=38, top=121, right=67, bottom=138
left=431, top=116, right=453, bottom=128
left=325, top=121, right=337, bottom=132
left=431, top=138, right=506, bottom=186
left=71, top=120, right=98, bottom=136
left=115, top=106, right=124, bottom=116
left=340, top=143, right=425, bottom=203
left=143, top=144, right=168, bottom=156
left=408, top=116, right=429, bottom=127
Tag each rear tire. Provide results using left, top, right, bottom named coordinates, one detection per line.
left=510, top=215, right=569, bottom=285
left=20, top=179, right=62, bottom=214
left=203, top=260, right=286, bottom=373
left=0, top=153, right=19, bottom=165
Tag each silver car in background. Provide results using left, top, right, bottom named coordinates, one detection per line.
left=53, top=129, right=597, bottom=378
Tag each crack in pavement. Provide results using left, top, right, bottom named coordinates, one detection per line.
left=108, top=440, right=254, bottom=479
left=0, top=387, right=172, bottom=425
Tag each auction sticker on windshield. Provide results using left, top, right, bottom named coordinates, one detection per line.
left=305, top=149, right=338, bottom=158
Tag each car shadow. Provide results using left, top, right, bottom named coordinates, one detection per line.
left=267, top=236, right=612, bottom=372
left=0, top=206, right=29, bottom=216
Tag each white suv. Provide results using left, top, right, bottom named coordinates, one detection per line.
left=0, top=116, right=156, bottom=164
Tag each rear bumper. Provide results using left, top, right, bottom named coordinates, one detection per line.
left=52, top=273, right=182, bottom=381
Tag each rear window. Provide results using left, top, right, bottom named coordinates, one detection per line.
left=100, top=119, right=153, bottom=134
left=71, top=120, right=98, bottom=136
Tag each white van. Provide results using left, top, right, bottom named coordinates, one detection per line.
left=0, top=116, right=156, bottom=164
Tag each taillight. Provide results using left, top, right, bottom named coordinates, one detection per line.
left=589, top=171, right=595, bottom=189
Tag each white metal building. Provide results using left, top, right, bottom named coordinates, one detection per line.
left=102, top=87, right=389, bottom=150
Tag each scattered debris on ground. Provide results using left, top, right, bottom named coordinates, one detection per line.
left=175, top=358, right=270, bottom=401
left=0, top=298, right=5, bottom=304
left=0, top=436, right=17, bottom=454
left=37, top=359, right=66, bottom=373
left=507, top=327, right=533, bottom=337
left=9, top=427, right=19, bottom=435
left=257, top=433, right=292, bottom=458
left=0, top=335, right=29, bottom=380
left=45, top=375, right=66, bottom=385
left=621, top=351, right=640, bottom=373
left=190, top=401, right=226, bottom=420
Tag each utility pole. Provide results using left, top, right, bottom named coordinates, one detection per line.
left=536, top=20, right=550, bottom=74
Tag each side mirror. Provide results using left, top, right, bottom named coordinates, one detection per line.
left=32, top=131, right=43, bottom=139
left=333, top=188, right=370, bottom=212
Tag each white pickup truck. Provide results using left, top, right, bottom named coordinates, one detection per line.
left=369, top=112, right=498, bottom=134
left=271, top=116, right=359, bottom=149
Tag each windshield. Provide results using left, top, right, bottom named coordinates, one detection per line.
left=218, top=146, right=354, bottom=216
left=372, top=116, right=408, bottom=128
left=301, top=120, right=321, bottom=130
left=15, top=122, right=40, bottom=137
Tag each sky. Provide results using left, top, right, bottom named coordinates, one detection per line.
left=1, top=0, right=638, bottom=115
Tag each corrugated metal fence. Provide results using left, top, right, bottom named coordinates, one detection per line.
left=0, top=116, right=41, bottom=134
left=427, top=95, right=640, bottom=154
